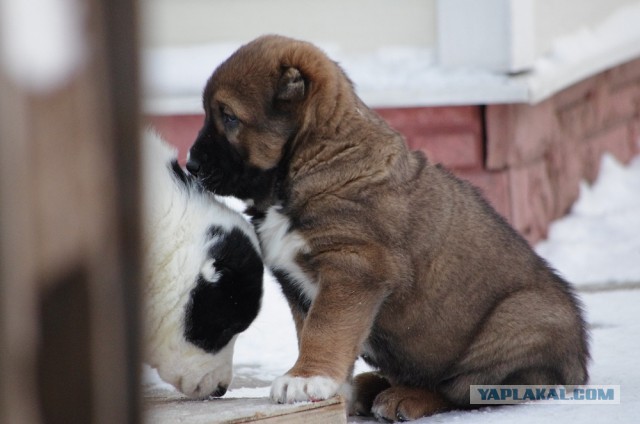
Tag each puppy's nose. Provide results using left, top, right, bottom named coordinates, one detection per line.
left=186, top=158, right=201, bottom=176
left=211, top=384, right=227, bottom=398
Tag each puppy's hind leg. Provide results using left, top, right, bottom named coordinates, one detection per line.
left=438, top=288, right=589, bottom=407
left=350, top=372, right=391, bottom=416
left=371, top=385, right=452, bottom=422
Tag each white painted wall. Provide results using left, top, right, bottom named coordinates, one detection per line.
left=142, top=0, right=640, bottom=65
left=141, top=0, right=437, bottom=53
left=437, top=0, right=535, bottom=73
left=437, top=0, right=640, bottom=73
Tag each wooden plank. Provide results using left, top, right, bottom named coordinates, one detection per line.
left=145, top=394, right=346, bottom=424
left=0, top=0, right=141, bottom=422
left=0, top=65, right=42, bottom=424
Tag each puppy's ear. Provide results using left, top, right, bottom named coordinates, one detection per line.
left=276, top=67, right=305, bottom=101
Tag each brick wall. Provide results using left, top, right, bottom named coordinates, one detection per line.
left=484, top=58, right=640, bottom=242
left=148, top=58, right=640, bottom=245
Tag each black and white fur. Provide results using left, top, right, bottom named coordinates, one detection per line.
left=142, top=130, right=263, bottom=399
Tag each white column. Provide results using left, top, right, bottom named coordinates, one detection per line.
left=437, top=0, right=535, bottom=73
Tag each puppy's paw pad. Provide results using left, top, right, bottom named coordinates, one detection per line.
left=270, top=375, right=340, bottom=404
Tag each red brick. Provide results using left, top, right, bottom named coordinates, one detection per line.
left=376, top=106, right=484, bottom=170
left=509, top=161, right=554, bottom=244
left=486, top=101, right=557, bottom=169
left=594, top=125, right=634, bottom=165
left=602, top=83, right=640, bottom=130
left=410, top=132, right=482, bottom=170
left=556, top=79, right=603, bottom=139
left=581, top=125, right=634, bottom=182
left=553, top=75, right=599, bottom=108
left=544, top=138, right=582, bottom=220
left=629, top=118, right=640, bottom=155
left=556, top=71, right=640, bottom=141
left=376, top=106, right=482, bottom=132
left=609, top=57, right=640, bottom=90
left=484, top=105, right=512, bottom=169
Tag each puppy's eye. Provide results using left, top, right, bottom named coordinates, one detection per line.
left=221, top=109, right=239, bottom=129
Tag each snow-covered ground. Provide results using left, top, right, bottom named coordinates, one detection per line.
left=145, top=153, right=640, bottom=423
left=536, top=154, right=640, bottom=289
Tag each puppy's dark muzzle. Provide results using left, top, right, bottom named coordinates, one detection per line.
left=186, top=158, right=226, bottom=191
left=186, top=158, right=201, bottom=176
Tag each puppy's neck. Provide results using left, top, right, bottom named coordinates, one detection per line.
left=244, top=153, right=293, bottom=213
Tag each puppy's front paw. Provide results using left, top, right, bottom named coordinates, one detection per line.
left=270, top=375, right=340, bottom=404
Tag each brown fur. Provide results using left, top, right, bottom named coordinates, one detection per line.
left=351, top=372, right=392, bottom=416
left=187, top=35, right=589, bottom=421
left=372, top=384, right=452, bottom=421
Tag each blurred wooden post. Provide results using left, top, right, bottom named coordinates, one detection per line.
left=0, top=0, right=142, bottom=422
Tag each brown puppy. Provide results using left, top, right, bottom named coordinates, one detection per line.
left=186, top=35, right=589, bottom=421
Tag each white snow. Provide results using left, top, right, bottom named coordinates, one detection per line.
left=143, top=42, right=240, bottom=103
left=142, top=2, right=640, bottom=113
left=0, top=0, right=87, bottom=92
left=145, top=152, right=640, bottom=423
left=536, top=154, right=640, bottom=288
left=232, top=273, right=299, bottom=384
left=525, top=2, right=640, bottom=103
left=142, top=40, right=518, bottom=113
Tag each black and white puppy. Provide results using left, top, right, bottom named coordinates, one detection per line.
left=142, top=130, right=263, bottom=399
